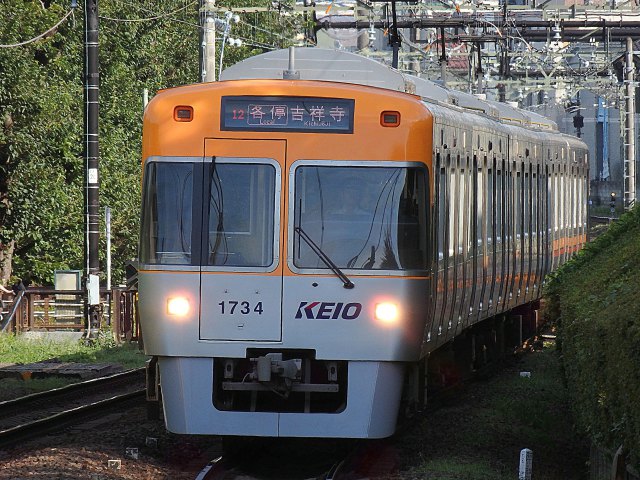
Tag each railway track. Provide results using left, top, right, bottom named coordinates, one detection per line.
left=194, top=456, right=348, bottom=480
left=191, top=334, right=538, bottom=480
left=0, top=368, right=145, bottom=448
left=193, top=439, right=399, bottom=480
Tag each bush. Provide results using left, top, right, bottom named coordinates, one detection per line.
left=544, top=204, right=640, bottom=468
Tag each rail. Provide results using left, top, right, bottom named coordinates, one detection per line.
left=0, top=369, right=145, bottom=448
left=0, top=287, right=140, bottom=342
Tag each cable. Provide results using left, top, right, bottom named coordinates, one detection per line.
left=229, top=34, right=279, bottom=50
left=99, top=0, right=198, bottom=23
left=0, top=8, right=74, bottom=48
left=238, top=18, right=282, bottom=38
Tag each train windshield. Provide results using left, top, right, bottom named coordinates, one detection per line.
left=140, top=161, right=194, bottom=265
left=206, top=160, right=276, bottom=267
left=140, top=158, right=277, bottom=268
left=293, top=165, right=428, bottom=271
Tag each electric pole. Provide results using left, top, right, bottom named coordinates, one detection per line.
left=201, top=0, right=216, bottom=82
left=84, top=0, right=101, bottom=338
left=624, top=37, right=636, bottom=209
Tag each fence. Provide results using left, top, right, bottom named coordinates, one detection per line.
left=0, top=287, right=140, bottom=342
left=590, top=444, right=640, bottom=480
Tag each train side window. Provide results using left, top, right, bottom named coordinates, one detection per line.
left=495, top=164, right=501, bottom=245
left=516, top=171, right=522, bottom=245
left=571, top=172, right=581, bottom=229
left=524, top=170, right=530, bottom=239
left=554, top=172, right=559, bottom=232
left=438, top=167, right=447, bottom=264
left=532, top=168, right=537, bottom=254
left=560, top=170, right=566, bottom=231
left=487, top=167, right=494, bottom=246
left=448, top=167, right=457, bottom=257
left=476, top=163, right=483, bottom=247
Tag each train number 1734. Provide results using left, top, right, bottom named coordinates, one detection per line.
left=218, top=300, right=263, bottom=315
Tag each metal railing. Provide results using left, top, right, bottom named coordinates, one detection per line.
left=0, top=287, right=140, bottom=342
left=590, top=444, right=640, bottom=480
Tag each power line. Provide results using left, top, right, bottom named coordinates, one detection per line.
left=99, top=0, right=198, bottom=23
left=0, top=8, right=75, bottom=48
left=103, top=0, right=201, bottom=28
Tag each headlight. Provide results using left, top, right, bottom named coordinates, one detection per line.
left=167, top=297, right=190, bottom=316
left=375, top=302, right=399, bottom=324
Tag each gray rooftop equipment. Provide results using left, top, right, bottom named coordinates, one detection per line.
left=219, top=47, right=558, bottom=132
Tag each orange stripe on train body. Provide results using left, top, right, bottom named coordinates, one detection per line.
left=142, top=79, right=434, bottom=171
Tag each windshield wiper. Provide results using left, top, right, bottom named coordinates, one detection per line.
left=294, top=226, right=354, bottom=289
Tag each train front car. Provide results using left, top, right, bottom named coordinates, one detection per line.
left=138, top=59, right=433, bottom=437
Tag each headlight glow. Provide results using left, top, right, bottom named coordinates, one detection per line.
left=167, top=297, right=190, bottom=316
left=375, top=302, right=399, bottom=324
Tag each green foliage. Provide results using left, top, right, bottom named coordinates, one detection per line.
left=0, top=332, right=146, bottom=368
left=0, top=332, right=147, bottom=400
left=0, top=1, right=83, bottom=282
left=397, top=345, right=587, bottom=480
left=408, top=458, right=507, bottom=480
left=545, top=204, right=640, bottom=468
left=0, top=0, right=303, bottom=286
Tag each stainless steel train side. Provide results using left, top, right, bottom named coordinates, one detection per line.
left=139, top=48, right=588, bottom=439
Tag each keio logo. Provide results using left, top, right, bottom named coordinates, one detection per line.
left=295, top=302, right=362, bottom=320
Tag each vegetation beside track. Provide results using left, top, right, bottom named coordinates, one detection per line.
left=392, top=340, right=587, bottom=479
left=0, top=333, right=147, bottom=400
left=545, top=204, right=640, bottom=470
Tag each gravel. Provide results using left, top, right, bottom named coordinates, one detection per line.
left=0, top=404, right=222, bottom=480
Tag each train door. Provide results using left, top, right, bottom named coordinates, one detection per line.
left=199, top=139, right=285, bottom=341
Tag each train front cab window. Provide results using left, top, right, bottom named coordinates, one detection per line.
left=292, top=164, right=428, bottom=272
left=206, top=159, right=276, bottom=268
left=140, top=157, right=277, bottom=268
left=140, top=160, right=194, bottom=265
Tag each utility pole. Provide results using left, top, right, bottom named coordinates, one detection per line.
left=439, top=27, right=447, bottom=88
left=201, top=0, right=216, bottom=82
left=84, top=0, right=101, bottom=338
left=389, top=0, right=400, bottom=69
left=624, top=37, right=636, bottom=209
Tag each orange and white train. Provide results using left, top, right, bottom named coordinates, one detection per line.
left=138, top=48, right=588, bottom=438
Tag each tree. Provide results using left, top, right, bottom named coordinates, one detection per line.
left=0, top=1, right=82, bottom=285
left=0, top=0, right=304, bottom=287
left=0, top=0, right=199, bottom=286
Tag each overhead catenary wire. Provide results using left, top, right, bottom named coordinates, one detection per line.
left=99, top=0, right=198, bottom=23
left=101, top=0, right=201, bottom=28
left=100, top=0, right=294, bottom=51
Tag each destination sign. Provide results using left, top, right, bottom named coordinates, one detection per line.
left=221, top=96, right=354, bottom=133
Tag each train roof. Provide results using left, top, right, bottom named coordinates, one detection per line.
left=219, top=47, right=558, bottom=132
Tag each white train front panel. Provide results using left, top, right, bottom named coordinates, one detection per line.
left=139, top=154, right=431, bottom=437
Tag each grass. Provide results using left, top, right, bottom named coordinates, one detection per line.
left=408, top=458, right=506, bottom=480
left=393, top=341, right=588, bottom=480
left=0, top=333, right=149, bottom=401
left=0, top=332, right=147, bottom=368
